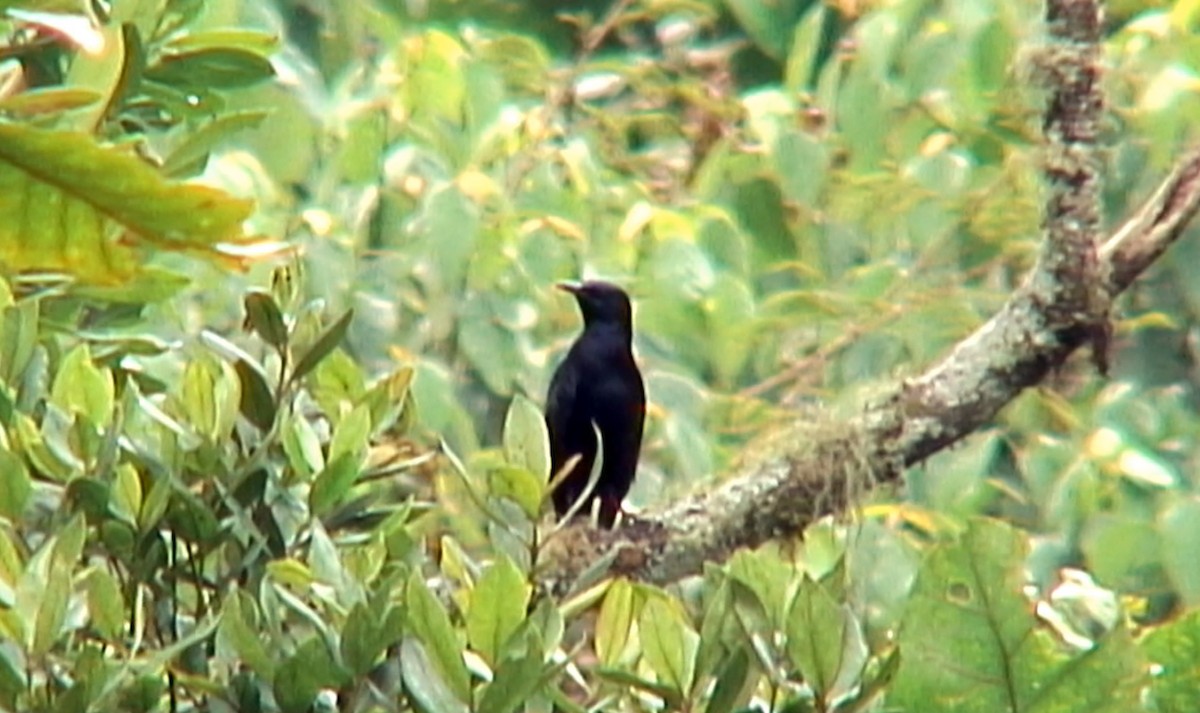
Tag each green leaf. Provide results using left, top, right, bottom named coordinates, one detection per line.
left=12, top=412, right=75, bottom=481
left=457, top=295, right=519, bottom=395
left=890, top=518, right=1143, bottom=712
left=784, top=3, right=829, bottom=92
left=161, top=110, right=270, bottom=177
left=165, top=29, right=280, bottom=54
left=109, top=463, right=142, bottom=527
left=724, top=0, right=806, bottom=58
left=86, top=567, right=125, bottom=641
left=216, top=590, right=274, bottom=680
left=405, top=570, right=470, bottom=703
left=33, top=515, right=86, bottom=655
left=784, top=576, right=866, bottom=702
left=727, top=544, right=793, bottom=627
left=705, top=647, right=752, bottom=713
left=0, top=124, right=261, bottom=287
left=639, top=596, right=698, bottom=699
left=180, top=355, right=240, bottom=442
left=273, top=637, right=344, bottom=713
left=1080, top=514, right=1161, bottom=592
left=359, top=365, right=414, bottom=436
left=243, top=291, right=289, bottom=350
left=488, top=467, right=543, bottom=521
left=1144, top=608, right=1200, bottom=712
left=50, top=344, right=114, bottom=427
left=0, top=299, right=38, bottom=387
left=503, top=394, right=550, bottom=481
left=0, top=88, right=101, bottom=117
left=167, top=490, right=220, bottom=545
left=290, top=309, right=354, bottom=384
left=282, top=411, right=324, bottom=478
left=466, top=554, right=531, bottom=666
left=146, top=47, right=275, bottom=89
left=266, top=558, right=315, bottom=590
left=400, top=636, right=471, bottom=713
left=704, top=274, right=758, bottom=387
left=596, top=578, right=638, bottom=666
left=329, top=402, right=370, bottom=465
left=477, top=644, right=546, bottom=713
left=0, top=524, right=23, bottom=594
left=1161, top=499, right=1200, bottom=606
left=0, top=447, right=31, bottom=520
left=309, top=349, right=367, bottom=425
left=309, top=454, right=360, bottom=518
left=138, top=474, right=171, bottom=533
left=341, top=602, right=393, bottom=676
left=234, top=357, right=276, bottom=431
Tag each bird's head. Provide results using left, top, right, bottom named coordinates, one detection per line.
left=558, top=280, right=634, bottom=329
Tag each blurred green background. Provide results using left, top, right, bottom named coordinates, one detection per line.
left=97, top=0, right=1197, bottom=597
left=4, top=0, right=1200, bottom=709
left=164, top=0, right=1200, bottom=610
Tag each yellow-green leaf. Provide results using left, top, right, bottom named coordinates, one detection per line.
left=639, top=597, right=698, bottom=696
left=502, top=394, right=550, bottom=480
left=0, top=123, right=262, bottom=286
left=466, top=555, right=531, bottom=666
left=86, top=567, right=125, bottom=641
left=109, top=463, right=141, bottom=527
left=596, top=578, right=638, bottom=666
left=50, top=344, right=114, bottom=427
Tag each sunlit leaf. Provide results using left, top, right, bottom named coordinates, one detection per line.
left=596, top=578, right=638, bottom=667
left=0, top=124, right=263, bottom=287
left=488, top=466, right=543, bottom=521
left=85, top=567, right=124, bottom=641
left=639, top=596, right=698, bottom=699
left=466, top=554, right=531, bottom=666
left=50, top=344, right=114, bottom=427
left=502, top=394, right=550, bottom=481
left=109, top=463, right=141, bottom=527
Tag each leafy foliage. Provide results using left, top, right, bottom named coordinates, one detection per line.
left=0, top=0, right=1198, bottom=711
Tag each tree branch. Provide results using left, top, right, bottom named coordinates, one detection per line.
left=538, top=0, right=1200, bottom=592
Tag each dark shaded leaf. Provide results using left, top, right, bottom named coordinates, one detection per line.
left=243, top=291, right=288, bottom=350
left=234, top=358, right=276, bottom=431
left=290, top=309, right=354, bottom=384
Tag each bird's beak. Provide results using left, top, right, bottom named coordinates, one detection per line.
left=556, top=281, right=582, bottom=295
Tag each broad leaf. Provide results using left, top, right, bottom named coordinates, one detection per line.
left=889, top=518, right=1143, bottom=712
left=405, top=571, right=470, bottom=704
left=0, top=124, right=264, bottom=289
left=466, top=554, right=531, bottom=666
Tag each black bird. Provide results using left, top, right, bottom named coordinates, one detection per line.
left=545, top=281, right=646, bottom=527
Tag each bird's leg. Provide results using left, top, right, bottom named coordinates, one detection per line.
left=598, top=494, right=623, bottom=529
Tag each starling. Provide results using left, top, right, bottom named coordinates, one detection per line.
left=545, top=281, right=646, bottom=527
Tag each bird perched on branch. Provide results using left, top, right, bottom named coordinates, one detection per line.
left=545, top=280, right=646, bottom=528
